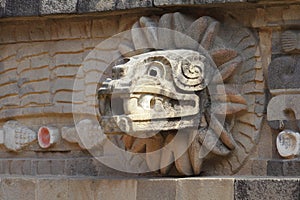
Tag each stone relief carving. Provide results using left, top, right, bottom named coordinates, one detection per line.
left=38, top=126, right=60, bottom=149
left=281, top=30, right=300, bottom=53
left=267, top=30, right=300, bottom=159
left=0, top=121, right=36, bottom=151
left=98, top=12, right=264, bottom=175
left=276, top=130, right=300, bottom=158
left=62, top=119, right=106, bottom=149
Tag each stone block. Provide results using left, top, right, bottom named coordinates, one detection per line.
left=1, top=178, right=36, bottom=199
left=177, top=178, right=234, bottom=200
left=154, top=0, right=246, bottom=6
left=0, top=159, right=12, bottom=175
left=19, top=80, right=50, bottom=96
left=51, top=78, right=75, bottom=93
left=49, top=20, right=91, bottom=40
left=91, top=18, right=119, bottom=38
left=9, top=159, right=32, bottom=175
left=282, top=160, right=300, bottom=176
left=268, top=160, right=300, bottom=176
left=15, top=24, right=31, bottom=42
left=36, top=160, right=52, bottom=175
left=68, top=179, right=94, bottom=200
left=267, top=94, right=300, bottom=129
left=40, top=0, right=77, bottom=15
left=37, top=179, right=68, bottom=200
left=30, top=53, right=50, bottom=69
left=268, top=56, right=300, bottom=90
left=0, top=4, right=4, bottom=17
left=76, top=158, right=98, bottom=176
left=5, top=0, right=39, bottom=16
left=137, top=179, right=176, bottom=200
left=94, top=179, right=137, bottom=200
left=0, top=25, right=16, bottom=43
left=235, top=178, right=300, bottom=200
left=54, top=53, right=83, bottom=67
left=65, top=159, right=77, bottom=176
left=53, top=66, right=79, bottom=77
left=77, top=0, right=152, bottom=13
left=51, top=160, right=65, bottom=175
left=251, top=159, right=268, bottom=176
left=21, top=93, right=51, bottom=106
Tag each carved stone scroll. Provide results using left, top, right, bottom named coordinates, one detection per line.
left=267, top=55, right=300, bottom=130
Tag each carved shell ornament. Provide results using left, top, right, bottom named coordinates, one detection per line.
left=89, top=12, right=264, bottom=175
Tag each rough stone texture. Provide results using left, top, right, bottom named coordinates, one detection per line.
left=177, top=178, right=234, bottom=200
left=234, top=178, right=300, bottom=200
left=40, top=0, right=77, bottom=14
left=1, top=178, right=36, bottom=199
left=154, top=0, right=247, bottom=6
left=268, top=56, right=300, bottom=90
left=0, top=177, right=297, bottom=200
left=77, top=0, right=153, bottom=13
left=37, top=179, right=68, bottom=200
left=267, top=159, right=300, bottom=176
left=5, top=0, right=39, bottom=17
left=137, top=179, right=176, bottom=200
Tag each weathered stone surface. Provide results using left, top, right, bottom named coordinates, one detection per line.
left=94, top=179, right=137, bottom=200
left=268, top=56, right=300, bottom=91
left=267, top=94, right=300, bottom=130
left=5, top=0, right=39, bottom=16
left=0, top=3, right=4, bottom=17
left=9, top=160, right=33, bottom=175
left=177, top=178, right=234, bottom=200
left=0, top=177, right=300, bottom=200
left=234, top=178, right=300, bottom=200
left=154, top=0, right=247, bottom=6
left=2, top=121, right=37, bottom=151
left=267, top=55, right=300, bottom=132
left=40, top=0, right=77, bottom=14
left=77, top=0, right=152, bottom=13
left=1, top=178, right=36, bottom=199
left=62, top=119, right=106, bottom=150
left=37, top=179, right=68, bottom=200
left=68, top=180, right=94, bottom=200
left=276, top=130, right=300, bottom=158
left=137, top=179, right=176, bottom=200
left=268, top=160, right=300, bottom=176
left=281, top=30, right=300, bottom=53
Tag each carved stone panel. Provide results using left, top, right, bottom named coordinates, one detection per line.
left=267, top=30, right=300, bottom=159
left=97, top=12, right=264, bottom=176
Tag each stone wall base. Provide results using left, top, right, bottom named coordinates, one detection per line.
left=0, top=176, right=298, bottom=199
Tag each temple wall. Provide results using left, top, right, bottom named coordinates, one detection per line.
left=0, top=1, right=300, bottom=199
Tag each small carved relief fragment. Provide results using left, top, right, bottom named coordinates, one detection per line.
left=62, top=119, right=106, bottom=149
left=281, top=31, right=300, bottom=53
left=38, top=126, right=60, bottom=148
left=1, top=121, right=36, bottom=151
left=277, top=130, right=300, bottom=158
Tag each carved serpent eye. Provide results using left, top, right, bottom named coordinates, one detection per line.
left=149, top=68, right=158, bottom=77
left=146, top=61, right=165, bottom=78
